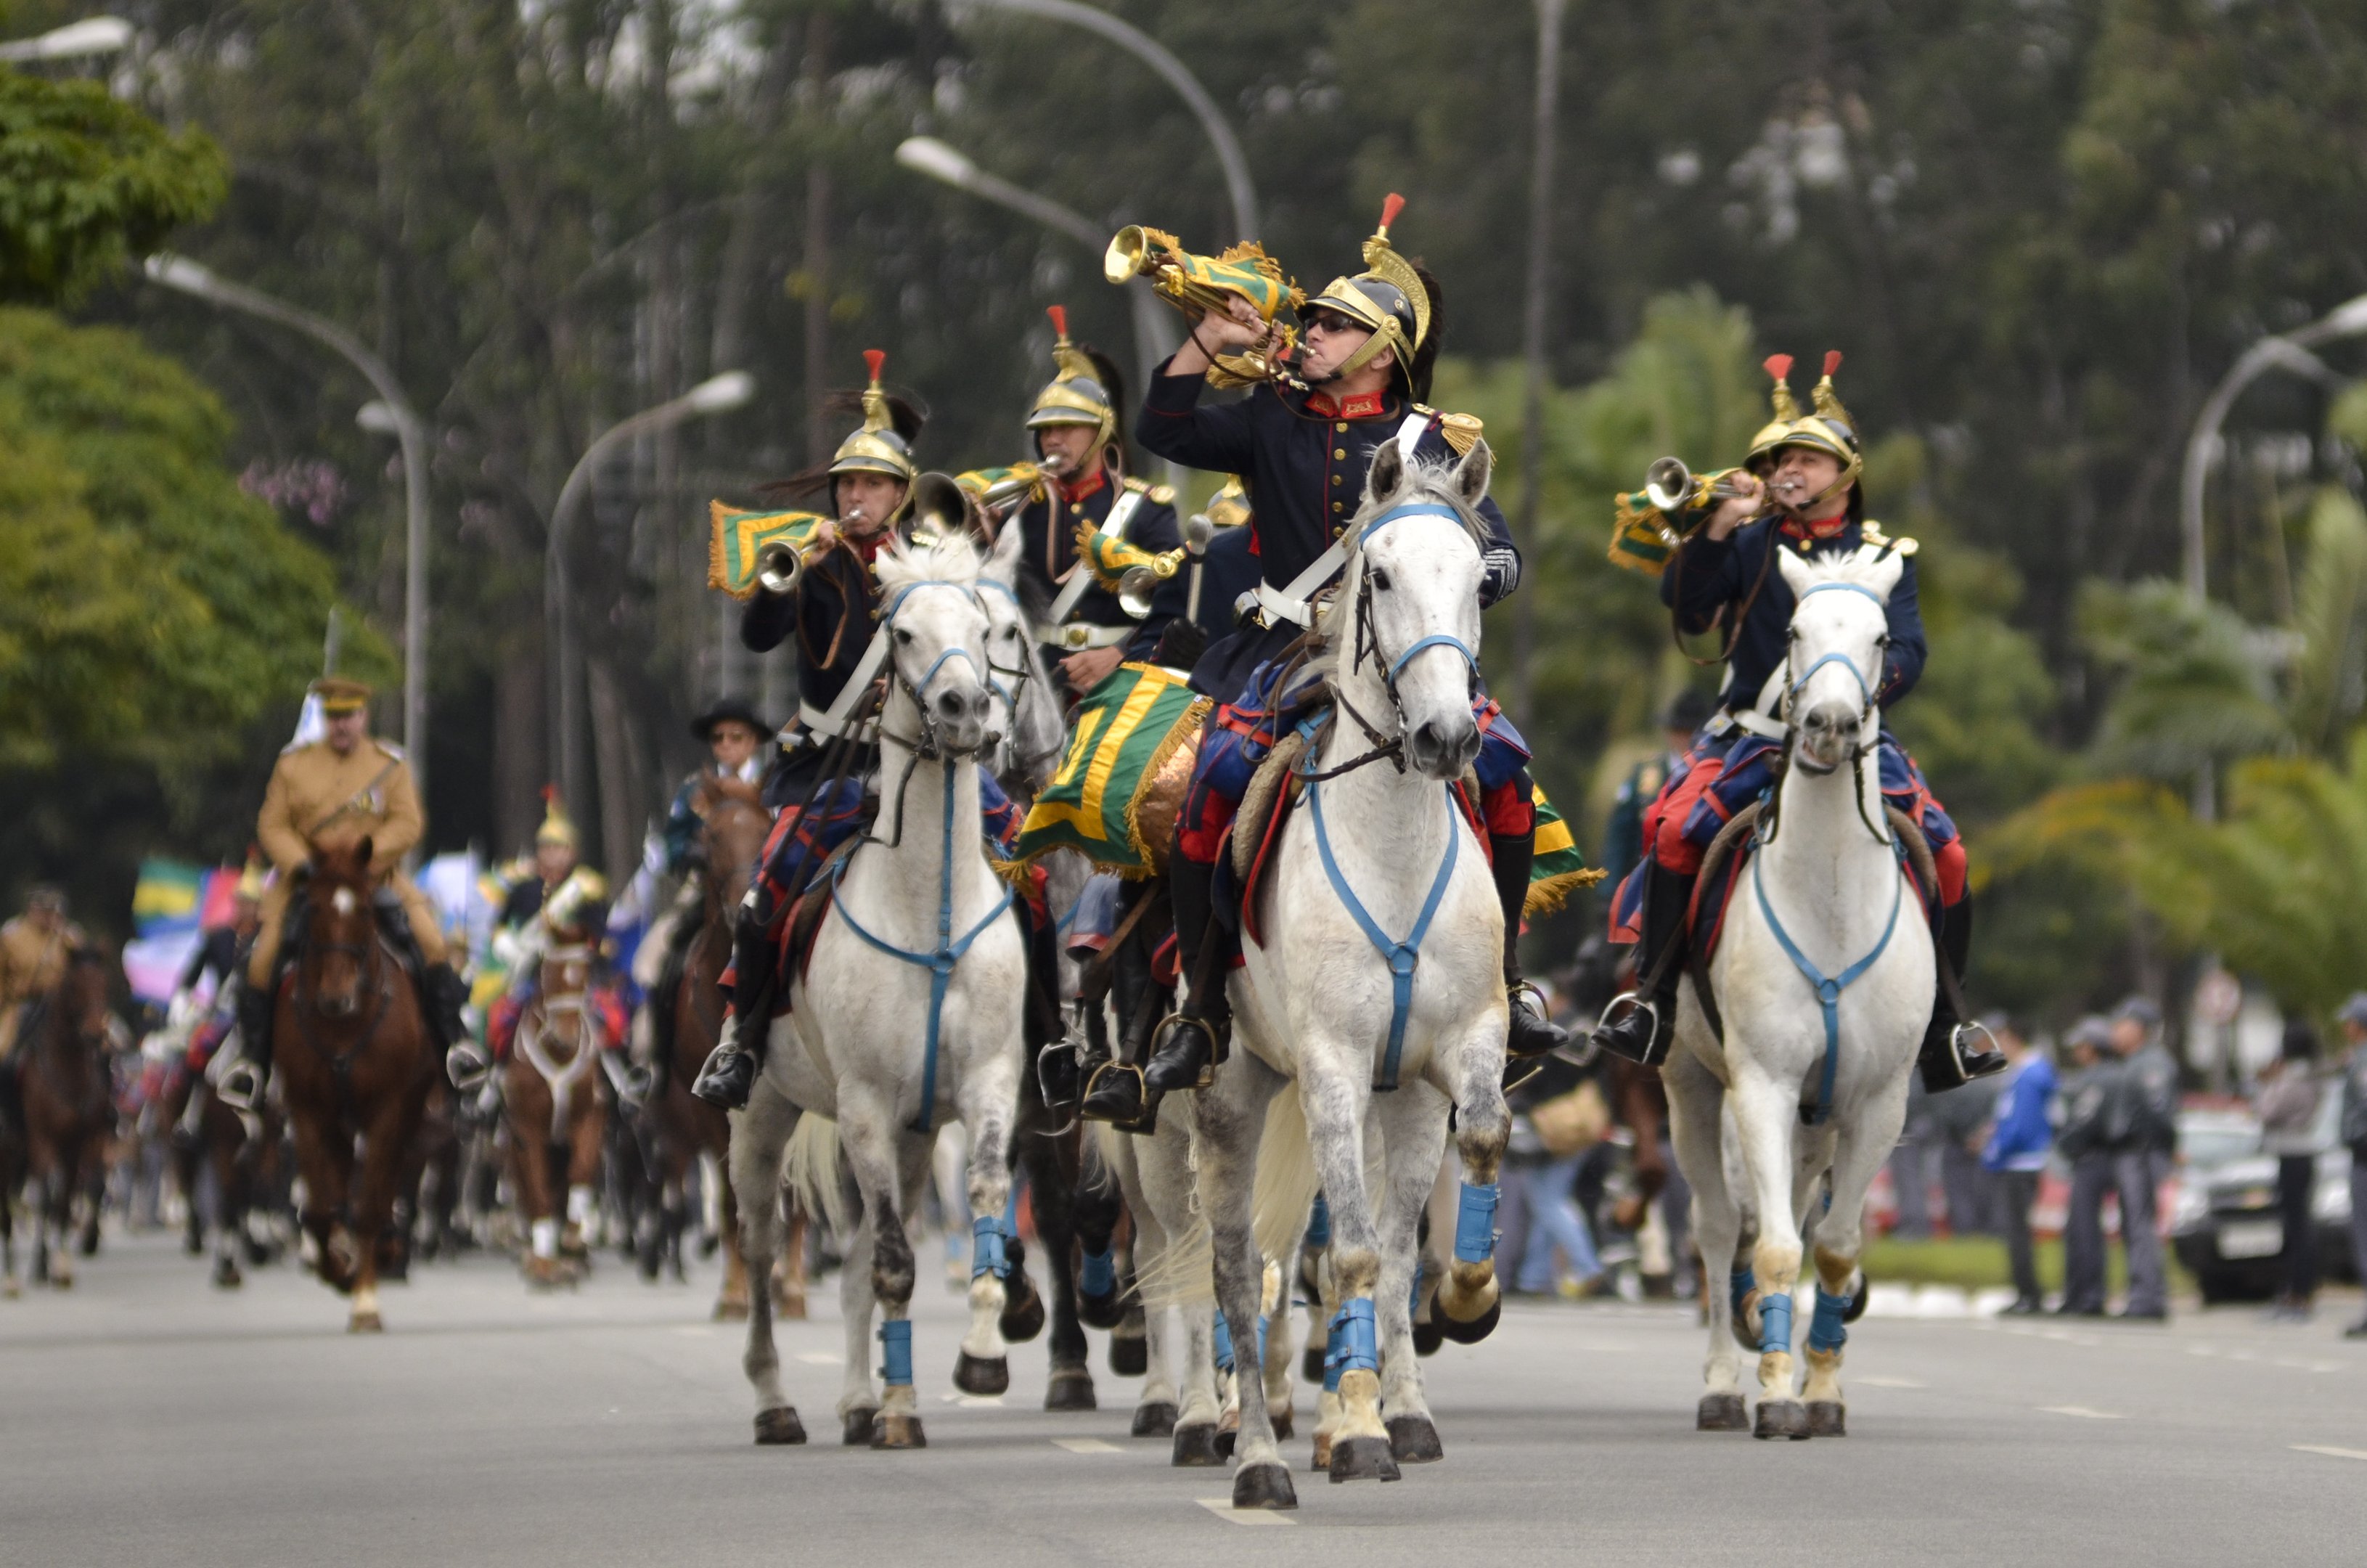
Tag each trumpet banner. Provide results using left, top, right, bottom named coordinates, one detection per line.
left=708, top=502, right=827, bottom=600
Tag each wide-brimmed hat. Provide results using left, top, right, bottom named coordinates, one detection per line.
left=690, top=698, right=770, bottom=743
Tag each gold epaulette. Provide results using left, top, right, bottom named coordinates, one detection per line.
left=1861, top=520, right=1918, bottom=557
left=1414, top=404, right=1484, bottom=457
left=1123, top=476, right=1178, bottom=506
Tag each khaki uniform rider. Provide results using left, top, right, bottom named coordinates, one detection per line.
left=0, top=886, right=83, bottom=1060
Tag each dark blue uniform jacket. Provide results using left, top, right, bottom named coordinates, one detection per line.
left=1010, top=471, right=1180, bottom=663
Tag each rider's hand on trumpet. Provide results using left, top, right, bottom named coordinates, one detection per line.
left=1703, top=468, right=1766, bottom=542
left=1167, top=293, right=1276, bottom=380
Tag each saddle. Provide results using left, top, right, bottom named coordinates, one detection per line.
left=773, top=834, right=867, bottom=1002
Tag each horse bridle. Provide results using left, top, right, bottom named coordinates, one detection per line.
left=874, top=577, right=996, bottom=764
left=1328, top=502, right=1483, bottom=779
left=970, top=574, right=1063, bottom=785
left=1775, top=579, right=1891, bottom=844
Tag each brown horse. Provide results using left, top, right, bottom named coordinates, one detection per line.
left=650, top=773, right=806, bottom=1318
left=277, top=838, right=435, bottom=1331
left=502, top=891, right=610, bottom=1289
left=162, top=1033, right=285, bottom=1290
left=13, top=944, right=119, bottom=1291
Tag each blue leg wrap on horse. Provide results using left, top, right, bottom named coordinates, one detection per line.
left=1757, top=1291, right=1794, bottom=1357
left=1808, top=1286, right=1852, bottom=1354
left=1079, top=1245, right=1116, bottom=1298
left=1730, top=1267, right=1757, bottom=1318
left=1212, top=1309, right=1235, bottom=1376
left=1454, top=1180, right=1501, bottom=1265
left=1323, top=1297, right=1380, bottom=1392
left=878, top=1318, right=914, bottom=1387
left=1409, top=1265, right=1423, bottom=1320
left=970, top=1215, right=1009, bottom=1280
left=1306, top=1191, right=1331, bottom=1249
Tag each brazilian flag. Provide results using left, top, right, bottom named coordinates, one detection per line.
left=1013, top=663, right=1209, bottom=878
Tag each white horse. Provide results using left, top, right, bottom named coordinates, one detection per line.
left=1187, top=440, right=1513, bottom=1510
left=727, top=534, right=1031, bottom=1450
left=1661, top=542, right=1933, bottom=1440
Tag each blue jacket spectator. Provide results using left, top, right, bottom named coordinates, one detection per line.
left=1983, top=1049, right=2058, bottom=1172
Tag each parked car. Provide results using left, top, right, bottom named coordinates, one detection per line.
left=2170, top=1095, right=2356, bottom=1304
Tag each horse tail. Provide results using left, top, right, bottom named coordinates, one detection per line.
left=782, top=1114, right=851, bottom=1241
left=1127, top=1089, right=1325, bottom=1307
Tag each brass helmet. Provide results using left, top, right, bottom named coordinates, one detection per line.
left=534, top=785, right=579, bottom=851
left=1745, top=351, right=1863, bottom=507
left=1025, top=305, right=1119, bottom=453
left=1301, top=193, right=1431, bottom=385
left=828, top=349, right=920, bottom=484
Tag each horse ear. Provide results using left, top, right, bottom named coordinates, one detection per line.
left=1776, top=547, right=1815, bottom=599
left=1450, top=437, right=1493, bottom=511
left=1365, top=436, right=1407, bottom=508
left=1861, top=545, right=1906, bottom=599
left=986, top=507, right=1026, bottom=576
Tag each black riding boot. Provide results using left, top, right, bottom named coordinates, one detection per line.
left=1593, top=864, right=1696, bottom=1067
left=1492, top=826, right=1569, bottom=1059
left=1140, top=853, right=1234, bottom=1095
left=646, top=896, right=701, bottom=1095
left=237, top=976, right=276, bottom=1087
left=1916, top=894, right=2006, bottom=1093
left=423, top=962, right=488, bottom=1087
left=693, top=905, right=775, bottom=1110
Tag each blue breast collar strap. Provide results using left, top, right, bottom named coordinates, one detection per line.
left=1304, top=776, right=1460, bottom=1092
left=1749, top=846, right=1905, bottom=1126
left=828, top=757, right=1016, bottom=1133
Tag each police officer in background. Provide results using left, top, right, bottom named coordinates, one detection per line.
left=2335, top=992, right=2367, bottom=1338
left=2054, top=1015, right=2117, bottom=1317
left=2106, top=995, right=2176, bottom=1320
left=1601, top=690, right=1717, bottom=899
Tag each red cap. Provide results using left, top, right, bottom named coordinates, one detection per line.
left=1378, top=192, right=1406, bottom=232
left=1823, top=350, right=1843, bottom=376
left=1047, top=304, right=1068, bottom=338
left=862, top=348, right=886, bottom=383
left=1764, top=354, right=1794, bottom=382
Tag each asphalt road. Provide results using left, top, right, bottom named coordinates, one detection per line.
left=6, top=1228, right=2366, bottom=1567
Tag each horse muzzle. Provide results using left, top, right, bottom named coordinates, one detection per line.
left=1793, top=699, right=1860, bottom=774
left=1404, top=711, right=1481, bottom=782
left=928, top=683, right=993, bottom=756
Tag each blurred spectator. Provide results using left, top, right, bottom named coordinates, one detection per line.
left=1501, top=1053, right=1606, bottom=1297
left=1982, top=1018, right=2056, bottom=1315
left=2106, top=996, right=2175, bottom=1320
left=1889, top=1074, right=1935, bottom=1240
left=2337, top=994, right=2367, bottom=1339
left=1599, top=690, right=1715, bottom=894
left=1931, top=1012, right=2008, bottom=1236
left=2057, top=1016, right=2117, bottom=1317
left=2257, top=1019, right=2326, bottom=1322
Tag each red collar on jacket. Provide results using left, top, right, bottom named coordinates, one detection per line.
left=1304, top=390, right=1388, bottom=420
left=1057, top=467, right=1109, bottom=505
left=1779, top=511, right=1852, bottom=542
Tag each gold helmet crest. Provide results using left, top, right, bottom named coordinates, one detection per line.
left=534, top=784, right=579, bottom=851
left=828, top=349, right=920, bottom=484
left=1025, top=304, right=1119, bottom=452
left=1302, top=193, right=1430, bottom=384
left=1745, top=351, right=1863, bottom=505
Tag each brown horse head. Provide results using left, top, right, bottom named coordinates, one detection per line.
left=46, top=942, right=116, bottom=1055
left=301, top=837, right=382, bottom=1019
left=695, top=771, right=770, bottom=916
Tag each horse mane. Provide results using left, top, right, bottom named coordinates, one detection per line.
left=1788, top=542, right=1901, bottom=600
left=1307, top=453, right=1489, bottom=679
left=875, top=531, right=984, bottom=592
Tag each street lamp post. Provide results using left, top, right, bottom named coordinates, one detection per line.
left=548, top=372, right=756, bottom=836
left=2180, top=293, right=2367, bottom=603
left=0, top=15, right=133, bottom=62
left=944, top=0, right=1258, bottom=242
left=144, top=253, right=435, bottom=807
left=894, top=135, right=1177, bottom=393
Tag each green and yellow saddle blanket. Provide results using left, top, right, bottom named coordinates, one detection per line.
left=1010, top=662, right=1601, bottom=915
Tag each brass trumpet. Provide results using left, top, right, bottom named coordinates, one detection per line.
left=1116, top=547, right=1186, bottom=620
left=904, top=471, right=983, bottom=547
left=1644, top=456, right=1753, bottom=517
left=756, top=537, right=813, bottom=595
left=1105, top=224, right=1304, bottom=387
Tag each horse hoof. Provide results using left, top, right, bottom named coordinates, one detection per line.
left=1301, top=1344, right=1327, bottom=1383
left=754, top=1406, right=808, bottom=1445
left=1754, top=1399, right=1811, bottom=1441
left=1108, top=1334, right=1147, bottom=1377
left=1412, top=1318, right=1443, bottom=1356
left=52, top=1273, right=74, bottom=1291
left=1044, top=1368, right=1096, bottom=1411
left=213, top=1259, right=243, bottom=1291
left=1309, top=1433, right=1332, bottom=1472
left=1730, top=1291, right=1762, bottom=1354
left=1078, top=1288, right=1124, bottom=1331
left=841, top=1409, right=878, bottom=1447
left=1271, top=1404, right=1295, bottom=1441
left=349, top=1311, right=383, bottom=1334
left=713, top=1297, right=750, bottom=1323
left=183, top=1233, right=204, bottom=1257
left=953, top=1352, right=1010, bottom=1397
left=1696, top=1392, right=1749, bottom=1432
left=1842, top=1271, right=1869, bottom=1324
left=778, top=1293, right=807, bottom=1321
left=1214, top=1423, right=1237, bottom=1461
left=1807, top=1400, right=1847, bottom=1437
left=1328, top=1434, right=1402, bottom=1484
left=1385, top=1413, right=1444, bottom=1463
left=1435, top=1295, right=1500, bottom=1345
left=1171, top=1422, right=1225, bottom=1467
left=870, top=1413, right=927, bottom=1450
left=1131, top=1400, right=1178, bottom=1438
left=1, top=1279, right=18, bottom=1300
left=999, top=1283, right=1047, bottom=1344
left=1231, top=1462, right=1298, bottom=1511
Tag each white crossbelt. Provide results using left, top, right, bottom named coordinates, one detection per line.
left=795, top=623, right=894, bottom=743
left=1255, top=414, right=1431, bottom=629
left=1037, top=486, right=1148, bottom=645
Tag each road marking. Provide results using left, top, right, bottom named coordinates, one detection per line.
left=1195, top=1498, right=1294, bottom=1527
left=1053, top=1437, right=1123, bottom=1454
left=2039, top=1405, right=2123, bottom=1420
left=2292, top=1445, right=2367, bottom=1462
left=1855, top=1376, right=1925, bottom=1389
left=941, top=1393, right=1003, bottom=1408
left=796, top=1352, right=839, bottom=1365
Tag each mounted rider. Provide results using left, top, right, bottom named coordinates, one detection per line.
left=0, top=886, right=83, bottom=1063
left=495, top=788, right=583, bottom=935
left=692, top=352, right=1023, bottom=1110
left=981, top=305, right=1185, bottom=702
left=238, top=677, right=486, bottom=1090
left=641, top=697, right=769, bottom=1086
left=1101, top=196, right=1566, bottom=1120
left=1593, top=354, right=2006, bottom=1092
